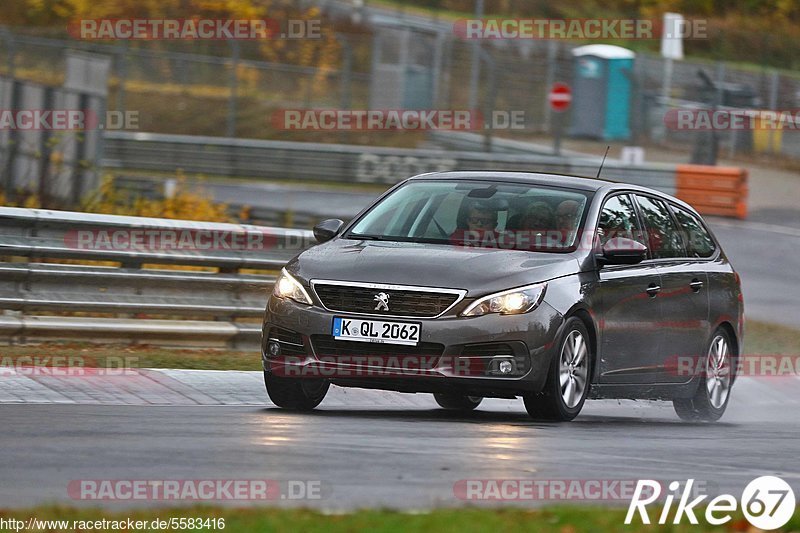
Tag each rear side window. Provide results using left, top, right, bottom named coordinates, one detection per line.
left=671, top=205, right=716, bottom=258
left=635, top=195, right=686, bottom=259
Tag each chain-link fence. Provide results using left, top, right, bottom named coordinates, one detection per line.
left=2, top=25, right=800, bottom=161
left=0, top=28, right=373, bottom=141
left=0, top=74, right=105, bottom=207
left=442, top=36, right=800, bottom=160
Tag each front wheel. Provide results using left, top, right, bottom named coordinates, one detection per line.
left=433, top=393, right=483, bottom=411
left=673, top=329, right=734, bottom=422
left=264, top=371, right=329, bottom=410
left=523, top=317, right=591, bottom=421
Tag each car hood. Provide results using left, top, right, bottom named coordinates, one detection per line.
left=288, top=238, right=580, bottom=296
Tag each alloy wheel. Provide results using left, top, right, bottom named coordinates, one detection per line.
left=705, top=334, right=731, bottom=409
left=559, top=330, right=589, bottom=408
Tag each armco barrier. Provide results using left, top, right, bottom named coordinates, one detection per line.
left=675, top=165, right=748, bottom=220
left=102, top=131, right=749, bottom=219
left=0, top=207, right=315, bottom=349
left=100, top=132, right=677, bottom=189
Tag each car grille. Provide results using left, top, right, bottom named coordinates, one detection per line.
left=311, top=335, right=444, bottom=368
left=312, top=282, right=461, bottom=317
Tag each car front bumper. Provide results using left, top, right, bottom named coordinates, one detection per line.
left=261, top=295, right=565, bottom=398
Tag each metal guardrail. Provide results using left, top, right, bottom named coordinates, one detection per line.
left=111, top=175, right=334, bottom=230
left=103, top=131, right=680, bottom=195
left=0, top=207, right=315, bottom=349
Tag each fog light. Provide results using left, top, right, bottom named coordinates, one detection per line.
left=486, top=356, right=516, bottom=376
left=267, top=340, right=281, bottom=357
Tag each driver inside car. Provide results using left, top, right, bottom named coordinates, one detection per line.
left=449, top=201, right=500, bottom=247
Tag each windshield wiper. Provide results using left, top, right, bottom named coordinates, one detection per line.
left=347, top=233, right=450, bottom=245
left=347, top=233, right=390, bottom=241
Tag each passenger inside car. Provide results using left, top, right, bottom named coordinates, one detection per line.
left=521, top=201, right=556, bottom=233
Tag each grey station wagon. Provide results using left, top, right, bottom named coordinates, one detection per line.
left=262, top=172, right=744, bottom=421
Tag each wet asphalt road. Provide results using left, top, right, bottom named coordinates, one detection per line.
left=1, top=375, right=799, bottom=510
left=1, top=180, right=799, bottom=512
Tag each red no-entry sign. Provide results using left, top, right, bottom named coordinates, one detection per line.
left=548, top=83, right=572, bottom=112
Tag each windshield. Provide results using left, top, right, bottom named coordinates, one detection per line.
left=347, top=180, right=591, bottom=251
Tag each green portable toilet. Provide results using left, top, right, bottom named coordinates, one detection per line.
left=569, top=44, right=635, bottom=141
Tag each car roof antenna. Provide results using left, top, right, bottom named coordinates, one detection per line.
left=596, top=146, right=610, bottom=179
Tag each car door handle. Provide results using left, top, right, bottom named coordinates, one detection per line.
left=646, top=283, right=661, bottom=297
left=689, top=279, right=704, bottom=292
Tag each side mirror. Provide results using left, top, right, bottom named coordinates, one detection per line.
left=313, top=218, right=344, bottom=243
left=596, top=237, right=648, bottom=266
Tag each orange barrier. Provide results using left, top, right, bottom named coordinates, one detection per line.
left=675, top=165, right=748, bottom=219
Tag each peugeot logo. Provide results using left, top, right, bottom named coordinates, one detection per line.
left=373, top=292, right=390, bottom=311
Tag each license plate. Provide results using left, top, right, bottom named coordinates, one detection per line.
left=332, top=317, right=421, bottom=346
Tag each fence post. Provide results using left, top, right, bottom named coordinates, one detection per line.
left=115, top=42, right=128, bottom=112
left=2, top=79, right=21, bottom=198
left=0, top=26, right=15, bottom=78
left=481, top=49, right=496, bottom=152
left=467, top=0, right=484, bottom=111
left=712, top=62, right=738, bottom=159
left=227, top=39, right=239, bottom=138
left=71, top=92, right=90, bottom=206
left=431, top=30, right=446, bottom=109
left=768, top=70, right=779, bottom=153
left=38, top=86, right=54, bottom=208
left=714, top=61, right=726, bottom=104
left=630, top=50, right=644, bottom=142
left=768, top=70, right=779, bottom=110
left=336, top=34, right=352, bottom=110
left=543, top=40, right=557, bottom=132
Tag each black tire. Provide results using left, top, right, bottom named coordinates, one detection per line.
left=673, top=328, right=734, bottom=422
left=523, top=317, right=592, bottom=421
left=433, top=393, right=483, bottom=411
left=264, top=371, right=329, bottom=410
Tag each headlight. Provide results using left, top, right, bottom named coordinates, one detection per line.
left=272, top=268, right=313, bottom=305
left=461, top=282, right=547, bottom=317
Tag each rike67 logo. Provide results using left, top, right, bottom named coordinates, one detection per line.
left=626, top=476, right=795, bottom=530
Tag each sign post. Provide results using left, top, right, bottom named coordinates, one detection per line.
left=548, top=82, right=572, bottom=155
